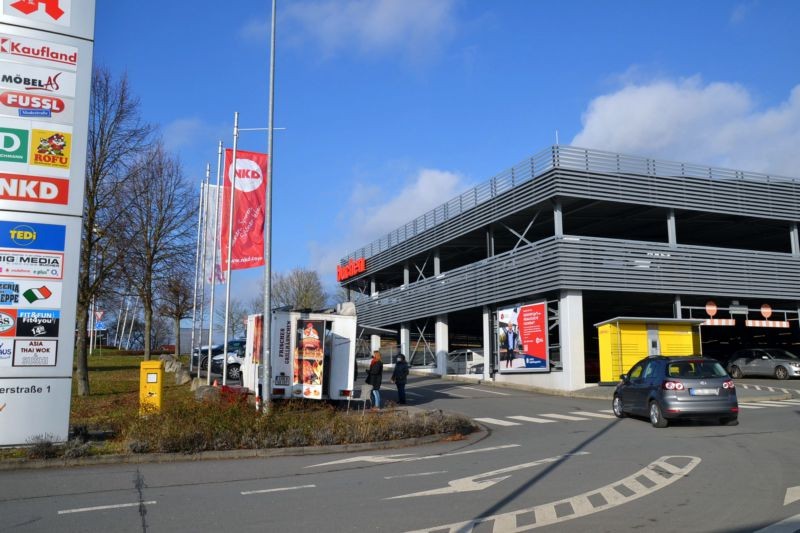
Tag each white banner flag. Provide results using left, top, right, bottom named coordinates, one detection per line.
left=202, top=184, right=225, bottom=284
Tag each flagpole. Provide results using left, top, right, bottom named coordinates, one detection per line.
left=117, top=295, right=130, bottom=347
left=222, top=112, right=240, bottom=386
left=189, top=179, right=205, bottom=372
left=196, top=166, right=211, bottom=372
left=206, top=142, right=223, bottom=385
left=262, top=0, right=277, bottom=413
left=114, top=295, right=125, bottom=347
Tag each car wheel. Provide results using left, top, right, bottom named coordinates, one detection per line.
left=200, top=357, right=209, bottom=371
left=775, top=366, right=789, bottom=380
left=730, top=365, right=743, bottom=379
left=227, top=364, right=241, bottom=381
left=720, top=416, right=739, bottom=426
left=649, top=401, right=668, bottom=428
left=612, top=395, right=626, bottom=418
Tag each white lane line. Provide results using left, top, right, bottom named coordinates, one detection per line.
left=58, top=501, right=156, bottom=515
left=474, top=417, right=522, bottom=427
left=752, top=401, right=794, bottom=407
left=439, top=389, right=469, bottom=398
left=570, top=411, right=616, bottom=419
left=405, top=456, right=701, bottom=533
left=457, top=386, right=510, bottom=396
left=508, top=415, right=556, bottom=424
left=599, top=409, right=615, bottom=414
left=539, top=413, right=590, bottom=421
left=241, top=484, right=316, bottom=495
left=737, top=404, right=767, bottom=409
left=780, top=399, right=800, bottom=404
left=385, top=471, right=447, bottom=480
left=406, top=391, right=424, bottom=397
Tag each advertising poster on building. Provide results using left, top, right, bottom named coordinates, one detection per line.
left=220, top=149, right=267, bottom=271
left=497, top=301, right=549, bottom=373
left=294, top=319, right=324, bottom=398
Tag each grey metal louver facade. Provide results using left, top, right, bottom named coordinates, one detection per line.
left=340, top=146, right=800, bottom=327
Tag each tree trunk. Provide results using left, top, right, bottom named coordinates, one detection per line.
left=75, top=299, right=90, bottom=395
left=173, top=316, right=181, bottom=357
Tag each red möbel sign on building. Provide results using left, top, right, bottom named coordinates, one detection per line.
left=337, top=257, right=366, bottom=281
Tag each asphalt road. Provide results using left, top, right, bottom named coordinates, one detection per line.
left=2, top=375, right=800, bottom=532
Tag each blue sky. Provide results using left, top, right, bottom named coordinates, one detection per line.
left=94, top=1, right=800, bottom=304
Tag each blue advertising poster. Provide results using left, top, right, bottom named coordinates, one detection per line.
left=0, top=221, right=65, bottom=251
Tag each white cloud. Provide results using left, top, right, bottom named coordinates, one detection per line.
left=163, top=117, right=217, bottom=151
left=571, top=77, right=800, bottom=176
left=309, top=168, right=471, bottom=287
left=281, top=0, right=457, bottom=61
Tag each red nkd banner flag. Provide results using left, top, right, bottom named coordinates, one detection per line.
left=220, top=149, right=267, bottom=271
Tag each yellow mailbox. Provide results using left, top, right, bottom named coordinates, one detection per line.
left=596, top=317, right=704, bottom=384
left=139, top=360, right=164, bottom=414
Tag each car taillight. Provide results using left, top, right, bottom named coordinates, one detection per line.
left=722, top=380, right=735, bottom=389
left=663, top=380, right=685, bottom=391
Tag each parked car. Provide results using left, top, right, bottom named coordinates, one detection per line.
left=191, top=339, right=246, bottom=374
left=727, top=348, right=800, bottom=380
left=446, top=349, right=484, bottom=374
left=612, top=356, right=738, bottom=428
left=210, top=351, right=245, bottom=381
left=468, top=363, right=484, bottom=375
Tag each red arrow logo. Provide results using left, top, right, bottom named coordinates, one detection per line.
left=9, top=0, right=65, bottom=20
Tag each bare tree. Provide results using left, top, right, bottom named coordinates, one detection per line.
left=271, top=268, right=328, bottom=310
left=76, top=67, right=152, bottom=395
left=215, top=297, right=250, bottom=339
left=157, top=269, right=194, bottom=356
left=120, top=143, right=196, bottom=360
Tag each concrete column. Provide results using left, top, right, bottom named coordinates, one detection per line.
left=400, top=323, right=410, bottom=358
left=435, top=314, right=448, bottom=376
left=433, top=248, right=441, bottom=275
left=486, top=225, right=495, bottom=257
left=371, top=334, right=381, bottom=353
left=673, top=295, right=682, bottom=318
left=482, top=306, right=492, bottom=381
left=791, top=223, right=799, bottom=257
left=403, top=262, right=410, bottom=286
left=553, top=200, right=563, bottom=238
left=370, top=278, right=377, bottom=296
left=667, top=209, right=677, bottom=248
left=559, top=289, right=586, bottom=390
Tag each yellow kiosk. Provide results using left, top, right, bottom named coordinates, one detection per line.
left=596, top=317, right=704, bottom=384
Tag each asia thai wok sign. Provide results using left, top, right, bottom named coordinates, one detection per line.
left=220, top=149, right=267, bottom=271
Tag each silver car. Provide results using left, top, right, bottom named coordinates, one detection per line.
left=727, top=348, right=800, bottom=380
left=613, top=356, right=738, bottom=428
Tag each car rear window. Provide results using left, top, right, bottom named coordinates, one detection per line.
left=666, top=360, right=727, bottom=378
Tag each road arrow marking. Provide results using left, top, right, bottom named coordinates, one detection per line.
left=405, top=455, right=701, bottom=532
left=387, top=452, right=590, bottom=499
left=785, top=486, right=800, bottom=506
left=307, top=444, right=520, bottom=468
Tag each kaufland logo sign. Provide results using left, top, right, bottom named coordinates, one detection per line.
left=0, top=35, right=78, bottom=69
left=4, top=0, right=70, bottom=26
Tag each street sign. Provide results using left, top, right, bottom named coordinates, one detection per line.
left=94, top=310, right=104, bottom=321
left=94, top=321, right=106, bottom=331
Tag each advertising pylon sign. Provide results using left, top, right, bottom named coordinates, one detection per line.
left=0, top=0, right=96, bottom=445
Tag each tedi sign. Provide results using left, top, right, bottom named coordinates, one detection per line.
left=336, top=257, right=366, bottom=282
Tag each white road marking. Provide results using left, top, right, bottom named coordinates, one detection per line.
left=388, top=452, right=591, bottom=499
left=58, top=501, right=156, bottom=515
left=457, top=386, right=510, bottom=396
left=508, top=415, right=556, bottom=424
left=406, top=391, right=424, bottom=397
left=570, top=411, right=616, bottom=419
left=752, top=400, right=794, bottom=407
left=307, top=444, right=520, bottom=468
left=781, top=399, right=800, bottom=404
left=385, top=471, right=447, bottom=480
left=475, top=417, right=522, bottom=426
left=539, top=413, right=590, bottom=421
left=439, top=388, right=470, bottom=398
left=737, top=404, right=767, bottom=409
left=599, top=409, right=615, bottom=414
left=784, top=486, right=800, bottom=506
left=242, top=484, right=316, bottom=495
left=405, top=455, right=701, bottom=532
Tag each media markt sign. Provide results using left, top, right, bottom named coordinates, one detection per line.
left=0, top=0, right=95, bottom=446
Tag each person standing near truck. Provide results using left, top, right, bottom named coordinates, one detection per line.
left=391, top=353, right=409, bottom=404
left=365, top=351, right=384, bottom=408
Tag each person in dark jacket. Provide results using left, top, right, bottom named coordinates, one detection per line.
left=391, top=353, right=410, bottom=404
left=365, top=350, right=384, bottom=408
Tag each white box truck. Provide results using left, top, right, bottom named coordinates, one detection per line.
left=242, top=308, right=357, bottom=401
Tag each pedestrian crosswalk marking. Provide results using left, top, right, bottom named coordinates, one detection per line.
left=539, top=413, right=590, bottom=421
left=570, top=411, right=616, bottom=419
left=474, top=417, right=521, bottom=426
left=508, top=415, right=556, bottom=424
